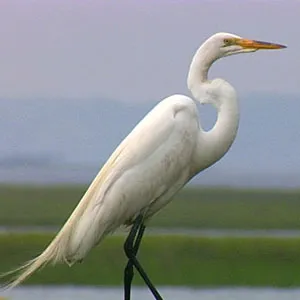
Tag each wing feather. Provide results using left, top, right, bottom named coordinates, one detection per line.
left=1, top=95, right=199, bottom=289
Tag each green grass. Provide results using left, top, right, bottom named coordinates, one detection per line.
left=1, top=233, right=300, bottom=286
left=0, top=185, right=300, bottom=229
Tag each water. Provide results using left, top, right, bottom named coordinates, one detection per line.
left=2, top=226, right=300, bottom=238
left=2, top=286, right=300, bottom=300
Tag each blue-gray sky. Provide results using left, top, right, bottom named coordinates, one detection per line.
left=0, top=0, right=298, bottom=101
left=0, top=1, right=299, bottom=187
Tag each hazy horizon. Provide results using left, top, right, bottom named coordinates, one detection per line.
left=1, top=93, right=299, bottom=188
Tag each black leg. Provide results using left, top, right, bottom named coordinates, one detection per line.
left=124, top=215, right=144, bottom=300
left=123, top=215, right=163, bottom=300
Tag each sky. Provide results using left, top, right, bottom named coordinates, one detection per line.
left=0, top=0, right=298, bottom=102
left=0, top=1, right=299, bottom=186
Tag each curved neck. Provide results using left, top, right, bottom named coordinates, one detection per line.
left=197, top=93, right=239, bottom=172
left=187, top=44, right=240, bottom=174
left=187, top=41, right=220, bottom=88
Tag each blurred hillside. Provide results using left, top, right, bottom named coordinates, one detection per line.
left=0, top=93, right=299, bottom=187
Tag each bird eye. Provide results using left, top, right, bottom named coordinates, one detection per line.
left=223, top=39, right=231, bottom=46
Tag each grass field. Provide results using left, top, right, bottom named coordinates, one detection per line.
left=1, top=185, right=300, bottom=287
left=1, top=234, right=300, bottom=287
left=0, top=185, right=300, bottom=229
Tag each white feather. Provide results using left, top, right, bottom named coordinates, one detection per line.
left=2, top=31, right=284, bottom=289
left=2, top=94, right=200, bottom=288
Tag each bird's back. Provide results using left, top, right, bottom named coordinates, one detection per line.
left=66, top=94, right=200, bottom=261
left=2, top=94, right=200, bottom=289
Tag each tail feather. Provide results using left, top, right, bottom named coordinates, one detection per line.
left=2, top=257, right=45, bottom=290
left=1, top=138, right=126, bottom=290
left=0, top=189, right=95, bottom=290
left=1, top=240, right=63, bottom=290
left=0, top=207, right=92, bottom=290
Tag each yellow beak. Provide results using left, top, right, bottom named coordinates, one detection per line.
left=236, top=38, right=286, bottom=50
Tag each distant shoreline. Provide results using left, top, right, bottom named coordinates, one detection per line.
left=1, top=226, right=300, bottom=238
left=0, top=164, right=300, bottom=188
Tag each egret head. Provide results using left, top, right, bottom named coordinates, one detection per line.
left=187, top=32, right=286, bottom=97
left=206, top=32, right=286, bottom=58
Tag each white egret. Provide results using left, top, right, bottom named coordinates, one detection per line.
left=2, top=32, right=285, bottom=299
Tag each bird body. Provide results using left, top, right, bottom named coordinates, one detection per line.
left=67, top=94, right=200, bottom=262
left=2, top=32, right=286, bottom=289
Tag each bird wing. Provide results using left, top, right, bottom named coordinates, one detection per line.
left=65, top=95, right=199, bottom=258
left=0, top=95, right=199, bottom=289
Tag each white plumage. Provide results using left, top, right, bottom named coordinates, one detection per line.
left=2, top=32, right=285, bottom=289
